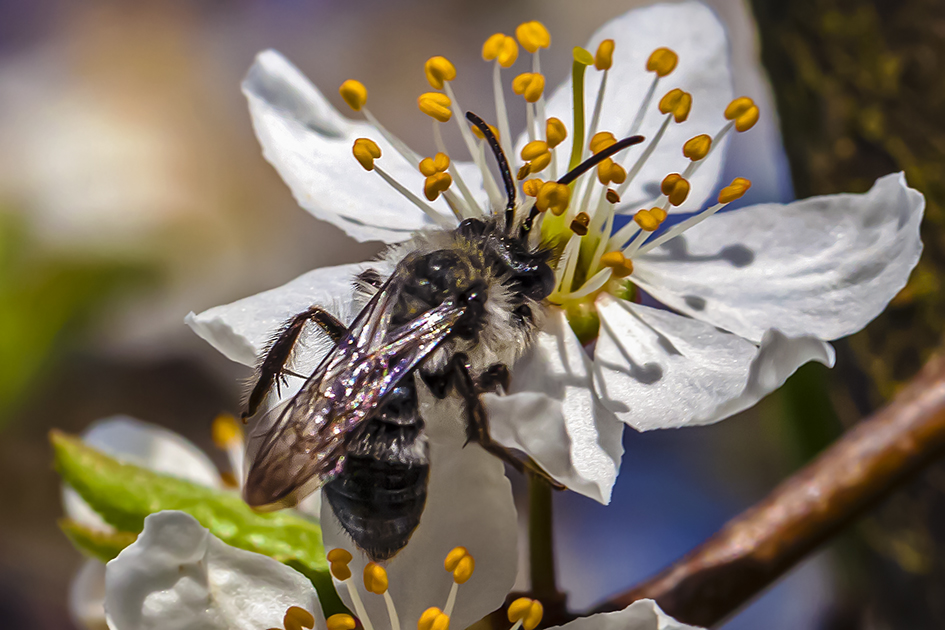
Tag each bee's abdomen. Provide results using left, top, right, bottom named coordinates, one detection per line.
left=323, top=382, right=430, bottom=561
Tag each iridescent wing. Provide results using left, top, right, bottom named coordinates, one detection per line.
left=242, top=271, right=465, bottom=509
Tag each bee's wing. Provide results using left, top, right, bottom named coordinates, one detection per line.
left=243, top=274, right=464, bottom=509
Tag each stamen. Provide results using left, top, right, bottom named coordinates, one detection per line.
left=660, top=173, right=690, bottom=207
left=536, top=181, right=570, bottom=216
left=600, top=251, right=634, bottom=278
left=512, top=73, right=546, bottom=103
left=353, top=139, right=453, bottom=227
left=483, top=34, right=518, bottom=159
left=442, top=546, right=475, bottom=618
left=364, top=563, right=400, bottom=630
left=583, top=39, right=615, bottom=178
left=327, top=614, right=357, bottom=630
left=424, top=56, right=457, bottom=90
left=516, top=21, right=551, bottom=55
left=284, top=606, right=317, bottom=630
left=617, top=113, right=672, bottom=197
left=339, top=80, right=368, bottom=111
left=418, top=92, right=453, bottom=123
left=523, top=178, right=544, bottom=197
left=557, top=234, right=582, bottom=294
left=567, top=47, right=594, bottom=171
left=328, top=548, right=374, bottom=630
left=635, top=177, right=751, bottom=256
left=627, top=47, right=678, bottom=135
left=338, top=79, right=421, bottom=165
left=594, top=39, right=615, bottom=71
left=508, top=597, right=544, bottom=630
left=570, top=212, right=591, bottom=235
left=724, top=96, right=760, bottom=132
left=560, top=267, right=613, bottom=301
left=418, top=608, right=450, bottom=630
left=682, top=134, right=712, bottom=162
left=425, top=134, right=473, bottom=219
left=212, top=413, right=244, bottom=487
left=545, top=117, right=567, bottom=178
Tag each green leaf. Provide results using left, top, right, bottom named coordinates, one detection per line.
left=59, top=518, right=138, bottom=563
left=51, top=430, right=345, bottom=614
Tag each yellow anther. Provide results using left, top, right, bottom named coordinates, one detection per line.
left=424, top=172, right=453, bottom=201
left=424, top=56, right=457, bottom=90
left=419, top=608, right=450, bottom=630
left=724, top=96, right=760, bottom=132
left=660, top=173, right=691, bottom=206
left=483, top=33, right=519, bottom=68
left=597, top=158, right=627, bottom=186
left=536, top=182, right=571, bottom=216
left=352, top=138, right=382, bottom=171
left=512, top=72, right=545, bottom=103
left=523, top=179, right=544, bottom=197
left=634, top=208, right=665, bottom=232
left=339, top=80, right=368, bottom=111
left=444, top=546, right=468, bottom=570
left=363, top=562, right=389, bottom=595
left=570, top=212, right=591, bottom=236
left=606, top=188, right=621, bottom=204
left=211, top=413, right=242, bottom=448
left=418, top=92, right=452, bottom=122
left=326, top=614, right=357, bottom=630
left=419, top=153, right=450, bottom=176
left=419, top=157, right=437, bottom=177
left=657, top=88, right=692, bottom=123
left=718, top=177, right=752, bottom=203
left=517, top=164, right=532, bottom=180
left=527, top=152, right=552, bottom=174
left=646, top=47, right=678, bottom=77
left=589, top=131, right=617, bottom=154
left=594, top=39, right=615, bottom=71
left=515, top=21, right=550, bottom=54
left=546, top=118, right=567, bottom=148
left=327, top=548, right=353, bottom=564
left=284, top=606, right=316, bottom=630
left=328, top=547, right=353, bottom=581
left=600, top=251, right=634, bottom=277
left=682, top=134, right=712, bottom=161
left=521, top=140, right=550, bottom=162
left=573, top=47, right=594, bottom=67
left=443, top=545, right=475, bottom=584
left=508, top=598, right=544, bottom=630
left=471, top=122, right=500, bottom=141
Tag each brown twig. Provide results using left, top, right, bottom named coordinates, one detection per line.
left=593, top=352, right=945, bottom=627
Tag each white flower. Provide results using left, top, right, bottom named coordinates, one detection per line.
left=105, top=510, right=700, bottom=630
left=62, top=415, right=308, bottom=630
left=187, top=2, right=924, bottom=505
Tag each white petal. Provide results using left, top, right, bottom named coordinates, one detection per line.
left=550, top=599, right=703, bottom=630
left=186, top=262, right=370, bottom=367
left=105, top=511, right=323, bottom=630
left=484, top=309, right=623, bottom=504
left=63, top=416, right=222, bottom=529
left=244, top=50, right=465, bottom=243
left=69, top=560, right=108, bottom=630
left=534, top=1, right=733, bottom=213
left=594, top=295, right=834, bottom=431
left=321, top=392, right=518, bottom=630
left=634, top=173, right=925, bottom=342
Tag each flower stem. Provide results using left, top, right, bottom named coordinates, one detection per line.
left=528, top=472, right=558, bottom=600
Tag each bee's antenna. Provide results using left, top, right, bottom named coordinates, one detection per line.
left=465, top=111, right=516, bottom=232
left=556, top=135, right=646, bottom=186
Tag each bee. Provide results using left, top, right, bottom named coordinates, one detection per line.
left=240, top=112, right=643, bottom=561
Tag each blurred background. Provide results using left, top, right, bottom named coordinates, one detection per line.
left=0, top=0, right=941, bottom=629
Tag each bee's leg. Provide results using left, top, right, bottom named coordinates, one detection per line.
left=243, top=305, right=347, bottom=420
left=477, top=363, right=511, bottom=393
left=446, top=354, right=566, bottom=491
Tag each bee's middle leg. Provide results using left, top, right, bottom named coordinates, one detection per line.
left=243, top=305, right=347, bottom=420
left=434, top=354, right=565, bottom=490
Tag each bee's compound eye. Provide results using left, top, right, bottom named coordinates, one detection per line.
left=457, top=218, right=487, bottom=238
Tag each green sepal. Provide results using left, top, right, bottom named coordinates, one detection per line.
left=51, top=430, right=345, bottom=614
left=59, top=518, right=138, bottom=563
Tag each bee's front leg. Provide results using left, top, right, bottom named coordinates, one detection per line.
left=243, top=305, right=347, bottom=420
left=434, top=354, right=565, bottom=491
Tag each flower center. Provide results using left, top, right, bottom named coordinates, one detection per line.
left=337, top=19, right=758, bottom=342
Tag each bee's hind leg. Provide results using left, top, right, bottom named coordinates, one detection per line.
left=243, top=305, right=347, bottom=420
left=440, top=353, right=566, bottom=491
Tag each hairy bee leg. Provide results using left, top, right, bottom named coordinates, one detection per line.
left=243, top=305, right=348, bottom=420
left=477, top=363, right=511, bottom=393
left=444, top=354, right=566, bottom=491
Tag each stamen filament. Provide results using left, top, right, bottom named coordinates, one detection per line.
left=617, top=114, right=672, bottom=197
left=382, top=592, right=401, bottom=630
left=526, top=102, right=537, bottom=143
left=608, top=220, right=640, bottom=251
left=552, top=234, right=580, bottom=296
left=443, top=582, right=459, bottom=618
left=584, top=70, right=609, bottom=164
left=636, top=201, right=729, bottom=256
left=589, top=205, right=614, bottom=271
left=362, top=108, right=421, bottom=166
left=558, top=234, right=582, bottom=294
left=621, top=227, right=651, bottom=258
left=628, top=75, right=659, bottom=135
left=374, top=165, right=454, bottom=228
left=492, top=62, right=514, bottom=162
left=560, top=267, right=613, bottom=301
left=344, top=581, right=373, bottom=630
left=431, top=122, right=479, bottom=218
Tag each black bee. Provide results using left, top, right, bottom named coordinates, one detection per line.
left=240, top=113, right=643, bottom=561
